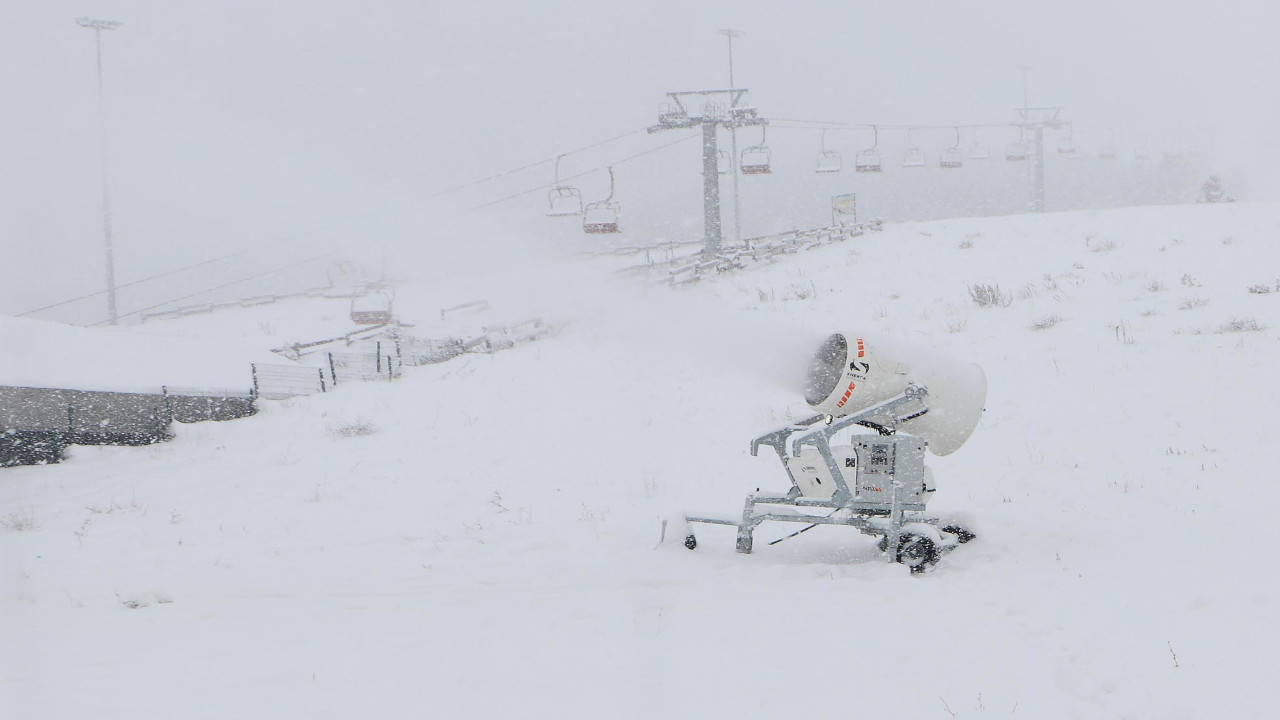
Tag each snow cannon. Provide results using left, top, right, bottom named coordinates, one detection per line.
left=803, top=332, right=986, bottom=456
left=677, top=332, right=986, bottom=574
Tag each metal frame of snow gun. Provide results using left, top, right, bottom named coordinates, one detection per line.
left=683, top=385, right=975, bottom=573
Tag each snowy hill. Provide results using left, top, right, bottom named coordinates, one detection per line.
left=3, top=201, right=1279, bottom=719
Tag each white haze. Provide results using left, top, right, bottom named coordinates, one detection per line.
left=2, top=0, right=1277, bottom=325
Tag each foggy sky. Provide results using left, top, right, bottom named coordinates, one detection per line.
left=3, top=0, right=1276, bottom=323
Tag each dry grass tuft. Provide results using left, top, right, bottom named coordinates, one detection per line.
left=969, top=283, right=1012, bottom=308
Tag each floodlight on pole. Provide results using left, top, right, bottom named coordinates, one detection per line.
left=720, top=29, right=744, bottom=247
left=76, top=17, right=122, bottom=325
left=1018, top=64, right=1032, bottom=112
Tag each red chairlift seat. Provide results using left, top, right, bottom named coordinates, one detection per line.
left=855, top=149, right=882, bottom=173
left=741, top=146, right=772, bottom=175
left=940, top=147, right=964, bottom=169
left=582, top=166, right=621, bottom=234
left=583, top=202, right=620, bottom=234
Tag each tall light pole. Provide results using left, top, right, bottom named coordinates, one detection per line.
left=720, top=29, right=743, bottom=247
left=77, top=17, right=122, bottom=325
left=1019, top=64, right=1031, bottom=112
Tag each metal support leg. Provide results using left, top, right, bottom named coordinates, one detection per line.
left=736, top=494, right=759, bottom=554
left=885, top=481, right=903, bottom=562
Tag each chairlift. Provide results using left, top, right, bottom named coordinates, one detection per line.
left=815, top=128, right=842, bottom=173
left=1134, top=146, right=1152, bottom=162
left=939, top=127, right=963, bottom=169
left=902, top=129, right=926, bottom=167
left=546, top=154, right=583, bottom=216
left=855, top=125, right=882, bottom=173
left=1098, top=144, right=1118, bottom=160
left=1006, top=130, right=1029, bottom=161
left=717, top=149, right=731, bottom=175
left=967, top=130, right=990, bottom=160
left=583, top=167, right=621, bottom=234
left=740, top=125, right=772, bottom=175
left=1057, top=126, right=1078, bottom=156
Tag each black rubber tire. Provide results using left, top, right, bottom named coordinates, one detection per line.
left=896, top=533, right=938, bottom=573
left=942, top=525, right=977, bottom=544
left=684, top=534, right=697, bottom=550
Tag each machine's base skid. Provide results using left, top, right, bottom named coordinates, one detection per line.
left=684, top=492, right=974, bottom=574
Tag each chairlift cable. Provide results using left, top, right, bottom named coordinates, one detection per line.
left=464, top=134, right=697, bottom=213
left=93, top=251, right=341, bottom=326
left=424, top=129, right=645, bottom=200
left=15, top=246, right=269, bottom=318
left=772, top=118, right=1012, bottom=131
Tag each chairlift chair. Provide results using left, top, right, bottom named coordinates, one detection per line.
left=1134, top=146, right=1152, bottom=162
left=855, top=125, right=882, bottom=173
left=1098, top=144, right=1118, bottom=160
left=815, top=128, right=842, bottom=173
left=741, top=126, right=772, bottom=175
left=1005, top=140, right=1029, bottom=162
left=583, top=167, right=621, bottom=234
left=583, top=202, right=620, bottom=233
left=939, top=127, right=963, bottom=169
left=546, top=154, right=583, bottom=216
left=967, top=131, right=990, bottom=160
left=548, top=187, right=583, bottom=216
left=1057, top=134, right=1078, bottom=156
left=902, top=130, right=926, bottom=167
left=716, top=149, right=732, bottom=175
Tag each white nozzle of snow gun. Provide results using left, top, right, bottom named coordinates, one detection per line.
left=803, top=332, right=986, bottom=455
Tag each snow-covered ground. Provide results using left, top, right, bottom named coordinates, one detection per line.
left=3, top=201, right=1279, bottom=719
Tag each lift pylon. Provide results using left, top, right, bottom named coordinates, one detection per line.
left=648, top=88, right=766, bottom=257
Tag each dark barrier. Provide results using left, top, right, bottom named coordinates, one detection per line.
left=1, top=384, right=257, bottom=468
left=163, top=388, right=257, bottom=423
left=0, top=431, right=67, bottom=467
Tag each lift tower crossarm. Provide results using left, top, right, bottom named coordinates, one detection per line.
left=648, top=88, right=766, bottom=257
left=1011, top=106, right=1068, bottom=213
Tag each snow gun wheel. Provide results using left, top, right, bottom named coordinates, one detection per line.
left=684, top=534, right=697, bottom=550
left=879, top=533, right=939, bottom=573
left=898, top=534, right=938, bottom=574
left=942, top=525, right=977, bottom=543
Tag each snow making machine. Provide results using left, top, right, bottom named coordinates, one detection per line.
left=680, top=333, right=986, bottom=573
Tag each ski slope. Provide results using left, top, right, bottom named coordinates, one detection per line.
left=3, top=201, right=1279, bottom=719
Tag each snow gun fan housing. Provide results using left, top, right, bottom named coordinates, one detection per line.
left=804, top=333, right=987, bottom=456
